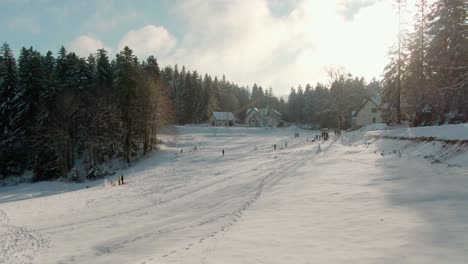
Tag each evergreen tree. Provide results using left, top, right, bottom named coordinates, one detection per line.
left=426, top=0, right=468, bottom=115
left=403, top=0, right=430, bottom=107
left=0, top=43, right=18, bottom=138
left=0, top=43, right=19, bottom=176
left=114, top=46, right=139, bottom=164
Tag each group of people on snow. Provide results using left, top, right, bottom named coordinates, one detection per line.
left=321, top=130, right=330, bottom=140
left=109, top=174, right=125, bottom=187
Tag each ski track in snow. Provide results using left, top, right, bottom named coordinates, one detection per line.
left=0, top=209, right=49, bottom=264
left=1, top=125, right=467, bottom=264
left=152, top=146, right=317, bottom=262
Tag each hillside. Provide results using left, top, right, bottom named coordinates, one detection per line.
left=0, top=124, right=467, bottom=264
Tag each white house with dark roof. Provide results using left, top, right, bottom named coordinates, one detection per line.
left=245, top=107, right=282, bottom=127
left=209, top=112, right=237, bottom=126
left=352, top=96, right=383, bottom=128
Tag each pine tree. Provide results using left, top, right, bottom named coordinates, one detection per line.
left=0, top=43, right=18, bottom=139
left=288, top=87, right=297, bottom=121
left=381, top=44, right=409, bottom=123
left=403, top=0, right=430, bottom=108
left=174, top=65, right=186, bottom=124
left=0, top=43, right=19, bottom=176
left=302, top=84, right=314, bottom=123
left=426, top=0, right=468, bottom=116
left=114, top=46, right=140, bottom=165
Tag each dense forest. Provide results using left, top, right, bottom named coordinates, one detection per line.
left=285, top=76, right=382, bottom=129
left=0, top=43, right=287, bottom=181
left=381, top=0, right=467, bottom=124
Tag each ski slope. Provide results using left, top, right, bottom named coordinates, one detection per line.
left=0, top=125, right=467, bottom=264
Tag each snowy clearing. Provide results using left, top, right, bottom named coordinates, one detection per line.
left=1, top=125, right=467, bottom=264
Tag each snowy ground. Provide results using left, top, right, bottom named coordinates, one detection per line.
left=1, top=124, right=467, bottom=264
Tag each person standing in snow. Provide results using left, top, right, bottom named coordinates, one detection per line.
left=222, top=149, right=225, bottom=156
left=121, top=175, right=124, bottom=185
left=71, top=166, right=79, bottom=182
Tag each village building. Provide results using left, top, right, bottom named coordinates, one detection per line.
left=352, top=96, right=383, bottom=128
left=209, top=112, right=237, bottom=126
left=245, top=107, right=283, bottom=127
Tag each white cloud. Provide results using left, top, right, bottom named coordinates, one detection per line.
left=159, top=0, right=399, bottom=94
left=339, top=0, right=382, bottom=20
left=117, top=25, right=176, bottom=58
left=67, top=35, right=111, bottom=57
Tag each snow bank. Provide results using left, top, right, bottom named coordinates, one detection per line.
left=356, top=122, right=389, bottom=132
left=353, top=123, right=468, bottom=141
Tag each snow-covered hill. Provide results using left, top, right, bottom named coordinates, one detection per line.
left=0, top=124, right=467, bottom=264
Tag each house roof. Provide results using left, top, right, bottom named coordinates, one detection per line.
left=250, top=107, right=282, bottom=117
left=353, top=96, right=381, bottom=117
left=269, top=108, right=282, bottom=117
left=212, top=112, right=237, bottom=121
left=246, top=108, right=267, bottom=122
left=247, top=107, right=259, bottom=115
left=369, top=96, right=381, bottom=105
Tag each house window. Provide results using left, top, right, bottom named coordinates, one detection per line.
left=372, top=117, right=376, bottom=123
left=372, top=108, right=377, bottom=113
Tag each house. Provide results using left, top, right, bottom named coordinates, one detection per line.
left=352, top=96, right=383, bottom=128
left=245, top=108, right=267, bottom=127
left=209, top=112, right=237, bottom=126
left=245, top=107, right=283, bottom=127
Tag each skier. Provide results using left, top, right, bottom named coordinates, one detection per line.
left=222, top=149, right=225, bottom=156
left=121, top=174, right=124, bottom=185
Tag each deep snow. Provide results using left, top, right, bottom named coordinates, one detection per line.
left=0, top=124, right=467, bottom=264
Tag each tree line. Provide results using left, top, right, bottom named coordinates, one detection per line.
left=0, top=44, right=284, bottom=181
left=284, top=73, right=381, bottom=129
left=382, top=0, right=467, bottom=124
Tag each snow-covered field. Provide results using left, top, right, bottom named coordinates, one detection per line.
left=1, top=124, right=467, bottom=264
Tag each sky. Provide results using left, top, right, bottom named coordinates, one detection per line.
left=0, top=0, right=407, bottom=95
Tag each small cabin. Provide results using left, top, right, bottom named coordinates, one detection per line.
left=209, top=112, right=237, bottom=126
